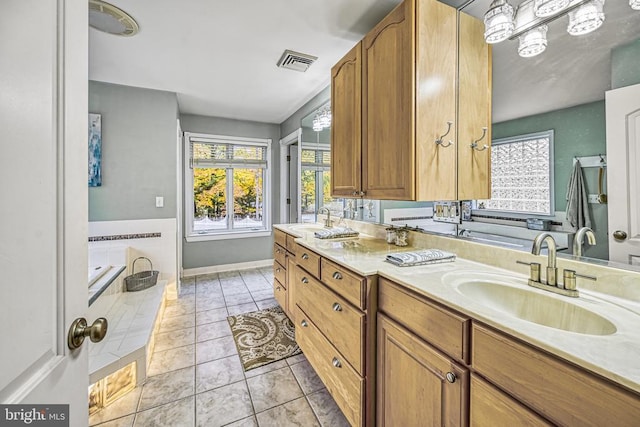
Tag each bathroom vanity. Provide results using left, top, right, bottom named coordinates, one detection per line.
left=274, top=221, right=640, bottom=426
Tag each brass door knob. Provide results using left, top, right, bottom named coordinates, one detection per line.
left=613, top=230, right=628, bottom=241
left=68, top=317, right=108, bottom=350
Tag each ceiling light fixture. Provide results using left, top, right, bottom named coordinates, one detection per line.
left=89, top=0, right=139, bottom=36
left=484, top=0, right=516, bottom=44
left=518, top=25, right=548, bottom=57
left=312, top=105, right=331, bottom=132
left=567, top=0, right=605, bottom=36
left=534, top=0, right=570, bottom=17
left=631, top=0, right=640, bottom=11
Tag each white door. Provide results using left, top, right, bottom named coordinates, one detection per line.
left=606, top=83, right=640, bottom=265
left=0, top=1, right=89, bottom=425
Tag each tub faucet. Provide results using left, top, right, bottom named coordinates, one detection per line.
left=573, top=227, right=596, bottom=257
left=531, top=232, right=557, bottom=287
left=319, top=207, right=333, bottom=228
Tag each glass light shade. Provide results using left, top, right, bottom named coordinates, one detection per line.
left=534, top=0, right=570, bottom=17
left=312, top=117, right=323, bottom=132
left=484, top=0, right=515, bottom=44
left=518, top=25, right=548, bottom=57
left=567, top=0, right=605, bottom=36
left=630, top=0, right=640, bottom=10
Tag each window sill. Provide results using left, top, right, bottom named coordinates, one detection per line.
left=185, top=229, right=272, bottom=243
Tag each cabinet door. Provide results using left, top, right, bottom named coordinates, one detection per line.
left=362, top=0, right=415, bottom=200
left=377, top=314, right=468, bottom=427
left=331, top=42, right=362, bottom=197
left=457, top=11, right=492, bottom=200
left=415, top=0, right=458, bottom=201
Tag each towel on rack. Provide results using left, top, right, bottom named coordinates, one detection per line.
left=314, top=227, right=360, bottom=239
left=385, top=249, right=456, bottom=267
left=566, top=160, right=592, bottom=230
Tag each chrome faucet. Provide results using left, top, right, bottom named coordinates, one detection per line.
left=573, top=227, right=596, bottom=257
left=531, top=232, right=558, bottom=286
left=319, top=207, right=333, bottom=228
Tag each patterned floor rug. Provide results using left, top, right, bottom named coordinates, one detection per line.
left=227, top=305, right=302, bottom=371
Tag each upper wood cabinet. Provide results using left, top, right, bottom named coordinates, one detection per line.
left=331, top=42, right=362, bottom=197
left=331, top=0, right=492, bottom=201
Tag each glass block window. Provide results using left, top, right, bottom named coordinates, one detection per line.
left=477, top=130, right=554, bottom=216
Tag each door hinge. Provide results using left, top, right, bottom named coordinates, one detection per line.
left=286, top=198, right=291, bottom=205
left=286, top=155, right=291, bottom=162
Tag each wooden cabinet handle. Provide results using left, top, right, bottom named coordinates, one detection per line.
left=332, top=271, right=343, bottom=280
left=301, top=253, right=309, bottom=260
left=301, top=277, right=309, bottom=284
left=332, top=357, right=342, bottom=368
left=332, top=302, right=342, bottom=312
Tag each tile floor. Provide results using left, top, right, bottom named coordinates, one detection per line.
left=89, top=267, right=350, bottom=427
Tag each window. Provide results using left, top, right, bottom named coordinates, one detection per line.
left=300, top=145, right=341, bottom=223
left=185, top=132, right=271, bottom=241
left=476, top=130, right=554, bottom=216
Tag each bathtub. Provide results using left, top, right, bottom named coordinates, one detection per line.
left=89, top=265, right=112, bottom=287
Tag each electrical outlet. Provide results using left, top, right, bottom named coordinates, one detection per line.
left=155, top=196, right=164, bottom=208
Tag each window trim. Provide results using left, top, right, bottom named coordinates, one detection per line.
left=184, top=132, right=272, bottom=242
left=473, top=130, right=555, bottom=219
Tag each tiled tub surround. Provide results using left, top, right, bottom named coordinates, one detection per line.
left=276, top=221, right=640, bottom=395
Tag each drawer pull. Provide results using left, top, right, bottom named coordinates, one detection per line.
left=300, top=320, right=308, bottom=328
left=332, top=302, right=342, bottom=312
left=445, top=372, right=457, bottom=383
left=301, top=253, right=309, bottom=260
left=332, top=271, right=343, bottom=280
left=332, top=357, right=342, bottom=368
left=301, top=277, right=309, bottom=284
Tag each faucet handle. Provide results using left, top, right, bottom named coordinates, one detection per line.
left=563, top=269, right=596, bottom=291
left=516, top=260, right=541, bottom=282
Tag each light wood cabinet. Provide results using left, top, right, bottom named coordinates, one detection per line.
left=293, top=244, right=377, bottom=426
left=331, top=42, right=362, bottom=197
left=273, top=229, right=296, bottom=319
left=472, top=324, right=640, bottom=426
left=377, top=313, right=469, bottom=427
left=331, top=0, right=491, bottom=201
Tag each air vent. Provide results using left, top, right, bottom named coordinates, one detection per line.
left=276, top=50, right=318, bottom=72
left=89, top=0, right=139, bottom=36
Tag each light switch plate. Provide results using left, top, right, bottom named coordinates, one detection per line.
left=155, top=196, right=164, bottom=208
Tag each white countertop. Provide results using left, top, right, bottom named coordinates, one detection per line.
left=274, top=223, right=640, bottom=395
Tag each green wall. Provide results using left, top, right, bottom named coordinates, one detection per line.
left=612, top=38, right=640, bottom=89
left=89, top=81, right=178, bottom=221
left=492, top=100, right=608, bottom=259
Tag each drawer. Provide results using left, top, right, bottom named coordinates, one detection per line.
left=273, top=260, right=287, bottom=287
left=286, top=233, right=297, bottom=254
left=321, top=258, right=366, bottom=310
left=273, top=278, right=287, bottom=313
left=470, top=375, right=552, bottom=426
left=295, top=305, right=363, bottom=427
left=378, top=277, right=469, bottom=362
left=274, top=243, right=287, bottom=267
left=472, top=324, right=640, bottom=426
left=274, top=228, right=287, bottom=247
left=295, top=265, right=365, bottom=375
left=295, top=243, right=321, bottom=278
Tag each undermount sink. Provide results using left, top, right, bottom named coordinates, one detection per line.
left=287, top=224, right=326, bottom=233
left=445, top=274, right=617, bottom=336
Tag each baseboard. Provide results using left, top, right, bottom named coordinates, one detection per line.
left=182, top=259, right=273, bottom=277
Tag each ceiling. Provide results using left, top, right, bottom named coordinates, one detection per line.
left=89, top=0, right=639, bottom=125
left=89, top=0, right=401, bottom=124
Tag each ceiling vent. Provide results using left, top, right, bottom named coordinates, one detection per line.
left=276, top=50, right=318, bottom=72
left=89, top=0, right=140, bottom=36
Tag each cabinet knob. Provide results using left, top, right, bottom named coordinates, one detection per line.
left=359, top=191, right=366, bottom=196
left=445, top=372, right=457, bottom=383
left=276, top=286, right=281, bottom=291
left=276, top=268, right=281, bottom=273
left=332, top=357, right=342, bottom=368
left=352, top=191, right=358, bottom=196
left=332, top=302, right=342, bottom=312
left=301, top=277, right=309, bottom=284
left=332, top=271, right=343, bottom=280
left=300, top=320, right=308, bottom=328
left=301, top=253, right=309, bottom=260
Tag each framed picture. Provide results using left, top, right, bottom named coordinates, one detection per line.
left=89, top=113, right=102, bottom=187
